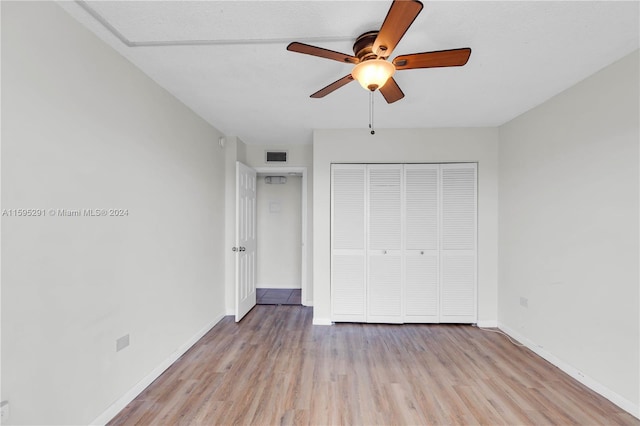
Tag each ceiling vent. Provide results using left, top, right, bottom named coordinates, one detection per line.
left=265, top=150, right=287, bottom=163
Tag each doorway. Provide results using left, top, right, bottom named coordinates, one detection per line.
left=253, top=167, right=307, bottom=306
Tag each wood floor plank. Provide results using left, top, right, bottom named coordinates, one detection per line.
left=108, top=306, right=639, bottom=426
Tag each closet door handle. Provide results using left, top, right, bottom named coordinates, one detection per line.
left=383, top=250, right=387, bottom=255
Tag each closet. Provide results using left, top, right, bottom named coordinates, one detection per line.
left=330, top=163, right=477, bottom=324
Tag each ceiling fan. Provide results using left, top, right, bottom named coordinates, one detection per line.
left=287, top=0, right=471, bottom=104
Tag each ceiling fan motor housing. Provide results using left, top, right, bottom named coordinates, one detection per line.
left=353, top=31, right=381, bottom=62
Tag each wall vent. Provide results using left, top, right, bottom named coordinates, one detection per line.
left=265, top=150, right=287, bottom=163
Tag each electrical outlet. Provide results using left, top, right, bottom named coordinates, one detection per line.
left=519, top=297, right=528, bottom=308
left=116, top=334, right=130, bottom=352
left=1, top=400, right=10, bottom=422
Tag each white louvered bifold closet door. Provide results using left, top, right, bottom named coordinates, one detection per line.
left=331, top=163, right=477, bottom=324
left=440, top=163, right=477, bottom=323
left=403, top=164, right=439, bottom=323
left=331, top=165, right=367, bottom=322
left=367, top=165, right=403, bottom=323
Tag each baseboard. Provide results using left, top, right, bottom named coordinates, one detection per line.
left=498, top=322, right=640, bottom=419
left=90, top=313, right=225, bottom=425
left=476, top=320, right=498, bottom=328
left=312, top=317, right=332, bottom=326
left=303, top=300, right=313, bottom=307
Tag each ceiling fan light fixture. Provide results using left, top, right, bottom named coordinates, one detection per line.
left=351, top=59, right=395, bottom=91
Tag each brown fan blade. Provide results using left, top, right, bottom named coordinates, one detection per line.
left=379, top=77, right=405, bottom=104
left=287, top=42, right=358, bottom=64
left=373, top=0, right=424, bottom=58
left=310, top=75, right=355, bottom=98
left=393, top=48, right=472, bottom=70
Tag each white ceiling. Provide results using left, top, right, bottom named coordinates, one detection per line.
left=59, top=1, right=639, bottom=145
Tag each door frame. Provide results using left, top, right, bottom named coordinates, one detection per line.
left=254, top=166, right=308, bottom=306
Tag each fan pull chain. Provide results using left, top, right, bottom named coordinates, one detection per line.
left=369, top=91, right=375, bottom=135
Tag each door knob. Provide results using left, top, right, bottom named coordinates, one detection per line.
left=240, top=247, right=246, bottom=252
left=232, top=247, right=238, bottom=252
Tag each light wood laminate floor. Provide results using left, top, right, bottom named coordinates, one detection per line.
left=109, top=306, right=638, bottom=425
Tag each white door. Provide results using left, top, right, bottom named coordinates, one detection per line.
left=403, top=164, right=440, bottom=323
left=235, top=162, right=257, bottom=322
left=440, top=163, right=477, bottom=323
left=331, top=164, right=367, bottom=322
left=367, top=164, right=403, bottom=323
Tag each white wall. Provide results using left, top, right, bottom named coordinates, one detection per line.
left=1, top=2, right=226, bottom=424
left=313, top=128, right=499, bottom=325
left=256, top=175, right=302, bottom=288
left=498, top=50, right=639, bottom=414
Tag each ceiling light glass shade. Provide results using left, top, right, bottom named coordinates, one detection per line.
left=351, top=59, right=396, bottom=91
